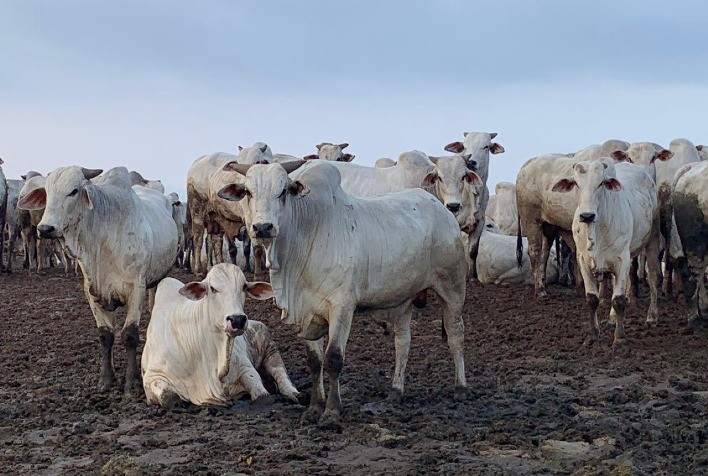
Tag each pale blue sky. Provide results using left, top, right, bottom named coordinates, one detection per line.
left=2, top=1, right=707, bottom=196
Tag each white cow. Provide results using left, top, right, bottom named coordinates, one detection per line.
left=672, top=161, right=708, bottom=324
left=696, top=145, right=708, bottom=161
left=375, top=158, right=396, bottom=168
left=573, top=139, right=630, bottom=162
left=129, top=171, right=165, bottom=194
left=142, top=263, right=300, bottom=407
left=485, top=182, right=518, bottom=236
left=304, top=142, right=355, bottom=162
left=552, top=159, right=661, bottom=345
left=655, top=138, right=703, bottom=296
left=477, top=222, right=560, bottom=285
left=0, top=158, right=6, bottom=271
left=168, top=192, right=188, bottom=268
left=18, top=166, right=178, bottom=393
left=218, top=162, right=468, bottom=429
left=187, top=143, right=272, bottom=277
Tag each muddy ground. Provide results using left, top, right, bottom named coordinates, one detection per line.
left=0, top=267, right=706, bottom=475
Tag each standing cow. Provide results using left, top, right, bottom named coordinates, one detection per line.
left=218, top=162, right=468, bottom=429
left=18, top=167, right=178, bottom=393
left=672, top=161, right=708, bottom=324
left=142, top=263, right=300, bottom=407
left=552, top=159, right=661, bottom=345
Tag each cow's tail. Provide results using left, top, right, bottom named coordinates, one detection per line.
left=516, top=213, right=523, bottom=268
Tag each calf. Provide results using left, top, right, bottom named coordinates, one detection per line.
left=142, top=263, right=300, bottom=407
left=552, top=159, right=661, bottom=345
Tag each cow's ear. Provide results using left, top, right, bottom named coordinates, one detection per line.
left=303, top=154, right=319, bottom=160
left=81, top=168, right=102, bottom=180
left=172, top=200, right=182, bottom=207
left=490, top=143, right=505, bottom=154
left=338, top=143, right=349, bottom=150
left=655, top=149, right=673, bottom=162
left=422, top=172, right=439, bottom=187
left=342, top=153, right=355, bottom=162
left=260, top=144, right=268, bottom=153
left=552, top=178, right=577, bottom=193
left=697, top=145, right=703, bottom=151
left=610, top=150, right=631, bottom=163
left=18, top=187, right=47, bottom=210
left=179, top=281, right=208, bottom=301
left=238, top=146, right=244, bottom=152
left=244, top=281, right=273, bottom=300
left=288, top=181, right=309, bottom=197
left=603, top=178, right=623, bottom=191
left=444, top=141, right=465, bottom=154
left=489, top=132, right=498, bottom=139
left=0, top=157, right=4, bottom=165
left=464, top=171, right=482, bottom=185
left=218, top=183, right=248, bottom=201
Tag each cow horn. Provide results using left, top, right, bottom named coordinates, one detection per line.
left=82, top=168, right=103, bottom=180
left=223, top=162, right=252, bottom=176
left=281, top=160, right=307, bottom=174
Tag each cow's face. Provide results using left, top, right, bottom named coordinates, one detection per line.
left=178, top=263, right=272, bottom=337
left=552, top=160, right=622, bottom=224
left=444, top=132, right=504, bottom=173
left=611, top=143, right=672, bottom=182
left=423, top=155, right=483, bottom=233
left=17, top=166, right=102, bottom=239
left=218, top=162, right=309, bottom=243
left=237, top=143, right=273, bottom=165
left=316, top=142, right=353, bottom=162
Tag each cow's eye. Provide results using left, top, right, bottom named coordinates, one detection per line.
left=67, top=188, right=79, bottom=197
left=278, top=188, right=286, bottom=199
left=210, top=286, right=218, bottom=294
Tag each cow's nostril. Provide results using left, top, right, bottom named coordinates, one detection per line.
left=227, top=314, right=248, bottom=329
left=446, top=203, right=461, bottom=213
left=579, top=213, right=596, bottom=223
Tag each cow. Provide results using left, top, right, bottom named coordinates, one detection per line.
left=375, top=158, right=396, bottom=168
left=3, top=179, right=23, bottom=272
left=18, top=166, right=178, bottom=393
left=696, top=144, right=708, bottom=161
left=167, top=192, right=188, bottom=268
left=655, top=138, right=703, bottom=297
left=187, top=143, right=272, bottom=277
left=672, top=161, right=708, bottom=325
left=485, top=182, right=518, bottom=236
left=129, top=171, right=165, bottom=194
left=218, top=161, right=468, bottom=429
left=303, top=142, right=355, bottom=162
left=573, top=139, right=630, bottom=162
left=552, top=159, right=661, bottom=345
left=0, top=158, right=6, bottom=271
left=142, top=263, right=300, bottom=407
left=477, top=221, right=561, bottom=285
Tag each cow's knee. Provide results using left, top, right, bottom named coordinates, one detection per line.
left=586, top=293, right=599, bottom=310
left=123, top=323, right=139, bottom=350
left=98, top=327, right=114, bottom=349
left=612, top=295, right=627, bottom=314
left=324, top=348, right=343, bottom=375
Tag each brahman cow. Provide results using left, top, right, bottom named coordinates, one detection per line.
left=485, top=182, right=519, bottom=236
left=696, top=145, right=708, bottom=161
left=18, top=166, right=178, bottom=393
left=142, top=263, right=300, bottom=407
left=218, top=161, right=468, bottom=429
left=552, top=159, right=661, bottom=345
left=167, top=192, right=188, bottom=268
left=672, top=161, right=708, bottom=325
left=303, top=142, right=355, bottom=162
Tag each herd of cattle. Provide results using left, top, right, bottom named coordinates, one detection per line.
left=0, top=133, right=706, bottom=429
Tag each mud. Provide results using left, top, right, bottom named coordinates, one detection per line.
left=0, top=268, right=705, bottom=475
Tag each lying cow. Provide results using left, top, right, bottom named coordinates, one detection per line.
left=485, top=182, right=518, bottom=236
left=218, top=161, right=468, bottom=429
left=672, top=161, right=708, bottom=324
left=303, top=142, right=355, bottom=162
left=142, top=263, right=300, bottom=407
left=552, top=159, right=661, bottom=345
left=19, top=167, right=178, bottom=393
left=129, top=170, right=165, bottom=193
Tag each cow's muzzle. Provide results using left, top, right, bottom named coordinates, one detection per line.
left=252, top=223, right=275, bottom=239
left=225, top=314, right=248, bottom=337
left=37, top=224, right=60, bottom=239
left=579, top=212, right=596, bottom=224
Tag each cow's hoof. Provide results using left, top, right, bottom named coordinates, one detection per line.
left=98, top=377, right=114, bottom=392
left=287, top=392, right=304, bottom=405
left=160, top=390, right=182, bottom=409
left=536, top=291, right=549, bottom=302
left=453, top=386, right=470, bottom=401
left=387, top=388, right=404, bottom=404
left=644, top=319, right=658, bottom=329
left=252, top=394, right=276, bottom=406
left=301, top=403, right=325, bottom=426
left=612, top=338, right=628, bottom=354
left=317, top=410, right=342, bottom=432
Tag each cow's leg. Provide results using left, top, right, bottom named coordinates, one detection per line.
left=389, top=303, right=413, bottom=401
left=261, top=334, right=300, bottom=403
left=301, top=338, right=325, bottom=424
left=226, top=235, right=238, bottom=265
left=28, top=233, right=38, bottom=275
left=22, top=231, right=30, bottom=269
left=6, top=230, right=17, bottom=272
left=147, top=287, right=156, bottom=313
left=83, top=280, right=116, bottom=390
left=236, top=361, right=270, bottom=401
left=242, top=236, right=253, bottom=274
left=578, top=258, right=600, bottom=345
left=439, top=296, right=467, bottom=398
left=319, top=310, right=354, bottom=430
left=213, top=233, right=225, bottom=265
left=253, top=245, right=265, bottom=279
left=610, top=256, right=631, bottom=347
left=191, top=224, right=204, bottom=277
left=645, top=237, right=661, bottom=326
left=122, top=284, right=144, bottom=395
left=468, top=231, right=481, bottom=282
